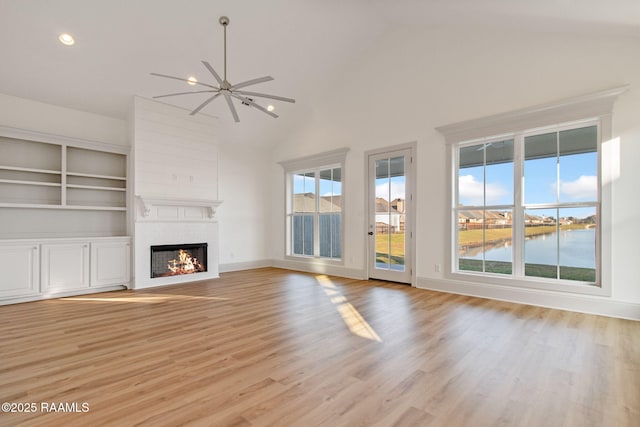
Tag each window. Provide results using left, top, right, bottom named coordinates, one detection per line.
left=456, top=123, right=599, bottom=284
left=438, top=86, right=626, bottom=295
left=280, top=148, right=348, bottom=262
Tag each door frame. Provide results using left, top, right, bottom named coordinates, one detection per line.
left=365, top=142, right=416, bottom=285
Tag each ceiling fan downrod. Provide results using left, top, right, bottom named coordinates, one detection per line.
left=219, top=16, right=229, bottom=84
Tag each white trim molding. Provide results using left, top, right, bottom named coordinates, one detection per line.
left=278, top=147, right=350, bottom=172
left=135, top=196, right=222, bottom=221
left=417, top=276, right=640, bottom=321
left=435, top=85, right=631, bottom=306
left=436, top=85, right=629, bottom=143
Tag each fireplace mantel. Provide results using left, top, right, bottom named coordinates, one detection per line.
left=136, top=196, right=223, bottom=221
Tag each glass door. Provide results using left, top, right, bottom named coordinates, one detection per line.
left=368, top=147, right=413, bottom=283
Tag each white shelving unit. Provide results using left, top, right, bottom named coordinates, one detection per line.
left=0, top=126, right=131, bottom=303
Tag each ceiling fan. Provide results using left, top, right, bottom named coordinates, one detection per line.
left=151, top=16, right=295, bottom=122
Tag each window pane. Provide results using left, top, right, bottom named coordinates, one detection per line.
left=293, top=172, right=315, bottom=213
left=559, top=126, right=597, bottom=203
left=389, top=212, right=405, bottom=271
left=375, top=222, right=390, bottom=269
left=524, top=208, right=559, bottom=279
left=376, top=159, right=390, bottom=212
left=319, top=168, right=342, bottom=213
left=458, top=209, right=512, bottom=274
left=524, top=132, right=558, bottom=205
left=459, top=145, right=484, bottom=206
left=319, top=213, right=341, bottom=259
left=293, top=215, right=303, bottom=255
left=484, top=209, right=513, bottom=274
left=303, top=214, right=314, bottom=256
left=293, top=214, right=314, bottom=256
left=558, top=207, right=597, bottom=282
left=332, top=213, right=342, bottom=259
left=485, top=140, right=514, bottom=206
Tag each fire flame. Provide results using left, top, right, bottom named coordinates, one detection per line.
left=167, top=249, right=205, bottom=275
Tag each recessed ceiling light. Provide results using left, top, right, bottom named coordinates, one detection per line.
left=187, top=76, right=198, bottom=86
left=58, top=33, right=75, bottom=46
left=267, top=105, right=275, bottom=112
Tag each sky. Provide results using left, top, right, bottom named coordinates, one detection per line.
left=292, top=143, right=598, bottom=221
left=459, top=151, right=598, bottom=220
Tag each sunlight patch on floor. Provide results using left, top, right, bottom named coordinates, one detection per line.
left=316, top=275, right=382, bottom=342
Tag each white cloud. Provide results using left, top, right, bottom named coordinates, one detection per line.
left=376, top=182, right=405, bottom=201
left=560, top=175, right=597, bottom=200
left=459, top=174, right=507, bottom=205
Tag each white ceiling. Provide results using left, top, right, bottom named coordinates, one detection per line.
left=1, top=0, right=639, bottom=146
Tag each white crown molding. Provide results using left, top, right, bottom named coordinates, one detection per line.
left=436, top=85, right=629, bottom=143
left=0, top=125, right=130, bottom=154
left=278, top=147, right=349, bottom=172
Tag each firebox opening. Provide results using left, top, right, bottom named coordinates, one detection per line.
left=150, top=243, right=208, bottom=278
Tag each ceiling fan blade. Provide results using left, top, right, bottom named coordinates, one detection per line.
left=222, top=92, right=240, bottom=122
left=233, top=90, right=295, bottom=103
left=189, top=92, right=222, bottom=116
left=153, top=90, right=219, bottom=99
left=150, top=72, right=219, bottom=89
left=230, top=76, right=274, bottom=90
left=231, top=94, right=278, bottom=118
left=201, top=61, right=223, bottom=86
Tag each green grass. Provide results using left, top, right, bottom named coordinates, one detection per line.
left=376, top=233, right=405, bottom=265
left=459, top=259, right=596, bottom=282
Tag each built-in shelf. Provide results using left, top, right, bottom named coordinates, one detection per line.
left=67, top=184, right=127, bottom=192
left=66, top=172, right=126, bottom=180
left=0, top=179, right=62, bottom=187
left=0, top=126, right=129, bottom=239
left=0, top=165, right=62, bottom=175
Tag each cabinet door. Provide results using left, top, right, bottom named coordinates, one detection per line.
left=0, top=243, right=39, bottom=298
left=91, top=240, right=130, bottom=287
left=41, top=242, right=90, bottom=293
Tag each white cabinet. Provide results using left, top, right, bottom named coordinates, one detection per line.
left=41, top=242, right=90, bottom=293
left=0, top=237, right=131, bottom=303
left=0, top=242, right=39, bottom=298
left=91, top=239, right=130, bottom=287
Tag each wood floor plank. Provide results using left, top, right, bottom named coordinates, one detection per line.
left=0, top=267, right=638, bottom=426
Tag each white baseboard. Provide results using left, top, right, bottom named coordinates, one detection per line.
left=219, top=259, right=273, bottom=273
left=272, top=259, right=366, bottom=280
left=0, top=285, right=127, bottom=306
left=417, top=276, right=640, bottom=321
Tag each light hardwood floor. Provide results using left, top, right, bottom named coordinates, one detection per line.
left=0, top=268, right=638, bottom=426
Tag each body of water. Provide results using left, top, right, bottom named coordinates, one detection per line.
left=461, top=228, right=596, bottom=268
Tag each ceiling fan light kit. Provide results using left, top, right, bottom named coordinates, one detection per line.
left=151, top=16, right=295, bottom=122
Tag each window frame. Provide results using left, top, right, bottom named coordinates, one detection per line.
left=454, top=119, right=601, bottom=287
left=437, top=86, right=628, bottom=297
left=279, top=148, right=349, bottom=264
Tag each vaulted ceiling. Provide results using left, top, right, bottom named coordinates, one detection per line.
left=1, top=0, right=638, bottom=146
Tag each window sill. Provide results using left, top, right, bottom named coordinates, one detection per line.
left=447, top=270, right=611, bottom=297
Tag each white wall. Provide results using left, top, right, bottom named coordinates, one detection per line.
left=217, top=143, right=272, bottom=271
left=269, top=25, right=640, bottom=317
left=0, top=93, right=127, bottom=146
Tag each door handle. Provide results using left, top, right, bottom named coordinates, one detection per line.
left=368, top=232, right=374, bottom=235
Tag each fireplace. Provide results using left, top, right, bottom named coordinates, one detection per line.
left=150, top=243, right=208, bottom=278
